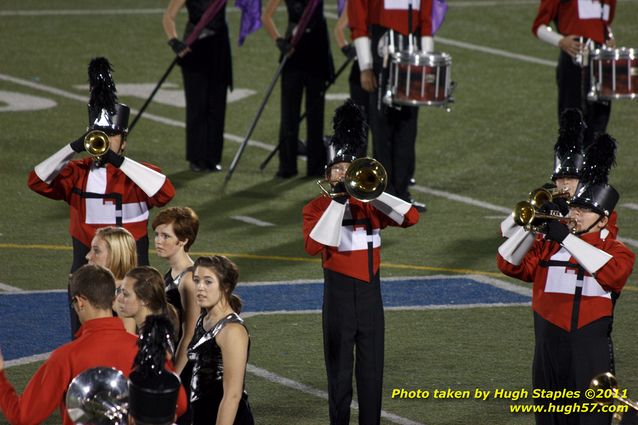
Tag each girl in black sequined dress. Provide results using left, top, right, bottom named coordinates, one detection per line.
left=188, top=255, right=254, bottom=425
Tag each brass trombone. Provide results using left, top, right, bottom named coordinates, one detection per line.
left=83, top=130, right=111, bottom=159
left=589, top=372, right=638, bottom=422
left=317, top=157, right=388, bottom=202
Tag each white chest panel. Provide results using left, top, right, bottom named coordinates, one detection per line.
left=384, top=0, right=420, bottom=11
left=84, top=168, right=149, bottom=225
left=578, top=0, right=610, bottom=20
left=544, top=247, right=611, bottom=299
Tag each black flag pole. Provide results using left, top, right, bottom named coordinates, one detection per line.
left=258, top=56, right=354, bottom=171
left=128, top=58, right=179, bottom=133
left=128, top=0, right=227, bottom=134
left=224, top=56, right=289, bottom=184
left=224, top=0, right=321, bottom=184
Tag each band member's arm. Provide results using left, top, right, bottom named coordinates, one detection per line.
left=498, top=226, right=535, bottom=266
left=216, top=324, right=250, bottom=425
left=0, top=349, right=72, bottom=425
left=419, top=0, right=434, bottom=52
left=348, top=0, right=372, bottom=71
left=497, top=238, right=543, bottom=282
left=371, top=192, right=419, bottom=227
left=262, top=0, right=283, bottom=42
left=174, top=272, right=199, bottom=374
left=334, top=1, right=357, bottom=59
left=303, top=198, right=346, bottom=253
left=589, top=241, right=635, bottom=292
left=27, top=141, right=84, bottom=200
left=500, top=215, right=519, bottom=239
left=163, top=0, right=190, bottom=57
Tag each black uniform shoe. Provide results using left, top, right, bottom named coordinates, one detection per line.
left=210, top=164, right=222, bottom=172
left=189, top=162, right=207, bottom=172
left=410, top=199, right=427, bottom=212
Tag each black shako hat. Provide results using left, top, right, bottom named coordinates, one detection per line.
left=552, top=108, right=585, bottom=180
left=570, top=133, right=618, bottom=217
left=325, top=99, right=367, bottom=170
left=87, top=57, right=130, bottom=135
left=128, top=315, right=181, bottom=425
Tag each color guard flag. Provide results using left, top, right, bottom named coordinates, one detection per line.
left=236, top=0, right=262, bottom=45
left=432, top=0, right=447, bottom=34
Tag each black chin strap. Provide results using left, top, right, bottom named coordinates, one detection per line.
left=574, top=216, right=603, bottom=236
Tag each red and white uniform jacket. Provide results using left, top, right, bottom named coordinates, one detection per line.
left=497, top=227, right=634, bottom=332
left=348, top=0, right=433, bottom=39
left=28, top=146, right=175, bottom=247
left=532, top=0, right=616, bottom=44
left=303, top=192, right=419, bottom=282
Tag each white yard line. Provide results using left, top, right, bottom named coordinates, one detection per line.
left=622, top=203, right=638, bottom=211
left=4, top=352, right=51, bottom=369
left=230, top=215, right=275, bottom=227
left=0, top=282, right=22, bottom=292
left=247, top=364, right=425, bottom=425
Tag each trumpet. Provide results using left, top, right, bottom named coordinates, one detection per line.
left=317, top=157, right=388, bottom=202
left=512, top=201, right=577, bottom=233
left=589, top=372, right=638, bottom=423
left=528, top=186, right=571, bottom=208
left=84, top=130, right=111, bottom=159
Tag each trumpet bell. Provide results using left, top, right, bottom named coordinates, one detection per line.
left=529, top=188, right=553, bottom=208
left=513, top=201, right=536, bottom=227
left=344, top=157, right=387, bottom=202
left=84, top=130, right=110, bottom=158
left=66, top=367, right=129, bottom=425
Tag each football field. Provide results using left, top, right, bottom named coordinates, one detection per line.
left=1, top=0, right=638, bottom=424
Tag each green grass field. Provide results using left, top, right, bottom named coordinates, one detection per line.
left=1, top=0, right=638, bottom=424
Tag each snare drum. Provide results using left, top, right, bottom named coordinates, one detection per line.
left=383, top=51, right=453, bottom=107
left=588, top=47, right=638, bottom=101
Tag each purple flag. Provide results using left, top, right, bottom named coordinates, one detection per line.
left=337, top=0, right=346, bottom=17
left=432, top=0, right=447, bottom=34
left=236, top=0, right=263, bottom=45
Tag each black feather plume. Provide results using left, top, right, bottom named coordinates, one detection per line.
left=132, top=314, right=174, bottom=379
left=331, top=99, right=367, bottom=155
left=554, top=108, right=584, bottom=158
left=88, top=57, right=117, bottom=115
left=581, top=133, right=617, bottom=185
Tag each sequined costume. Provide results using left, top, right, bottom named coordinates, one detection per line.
left=187, top=312, right=254, bottom=425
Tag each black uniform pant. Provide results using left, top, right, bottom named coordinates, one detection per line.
left=181, top=34, right=230, bottom=169
left=370, top=25, right=419, bottom=202
left=68, top=235, right=149, bottom=337
left=323, top=269, right=384, bottom=425
left=556, top=51, right=611, bottom=148
left=278, top=64, right=327, bottom=177
left=533, top=313, right=614, bottom=425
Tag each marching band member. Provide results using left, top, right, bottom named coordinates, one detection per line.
left=262, top=0, right=334, bottom=178
left=348, top=0, right=432, bottom=211
left=500, top=108, right=585, bottom=240
left=497, top=162, right=634, bottom=425
left=27, top=58, right=175, bottom=335
left=532, top=0, right=617, bottom=147
left=188, top=255, right=254, bottom=425
left=302, top=100, right=420, bottom=425
left=0, top=265, right=141, bottom=425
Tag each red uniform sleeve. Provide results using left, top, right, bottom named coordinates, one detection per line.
left=348, top=0, right=369, bottom=39
left=420, top=0, right=433, bottom=36
left=302, top=197, right=331, bottom=256
left=141, top=162, right=175, bottom=207
left=376, top=204, right=420, bottom=229
left=594, top=240, right=635, bottom=292
left=0, top=351, right=73, bottom=425
left=496, top=241, right=546, bottom=283
left=531, top=0, right=559, bottom=36
left=27, top=165, right=77, bottom=203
